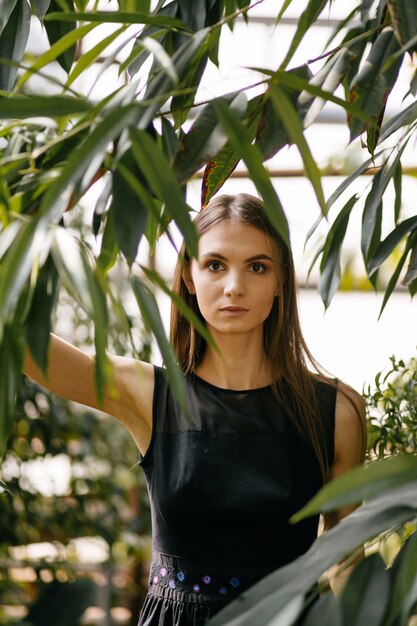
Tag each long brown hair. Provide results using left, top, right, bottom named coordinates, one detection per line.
left=170, top=193, right=331, bottom=478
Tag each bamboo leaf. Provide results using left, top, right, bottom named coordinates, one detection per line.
left=378, top=235, right=414, bottom=318
left=280, top=0, right=327, bottom=69
left=141, top=28, right=209, bottom=130
left=110, top=150, right=148, bottom=265
left=326, top=153, right=381, bottom=210
left=172, top=91, right=247, bottom=184
left=66, top=25, right=127, bottom=87
left=39, top=104, right=143, bottom=226
left=367, top=212, right=417, bottom=276
left=384, top=531, right=417, bottom=626
left=140, top=266, right=216, bottom=351
left=25, top=254, right=59, bottom=372
left=269, top=84, right=326, bottom=216
left=348, top=28, right=403, bottom=141
left=319, top=195, right=357, bottom=308
left=340, top=554, right=390, bottom=626
left=393, top=159, right=402, bottom=224
left=212, top=99, right=290, bottom=246
left=201, top=95, right=263, bottom=206
left=131, top=276, right=186, bottom=410
left=0, top=220, right=51, bottom=326
left=361, top=142, right=407, bottom=263
left=402, top=240, right=417, bottom=287
left=0, top=95, right=92, bottom=117
left=43, top=0, right=77, bottom=74
left=44, top=10, right=188, bottom=28
left=129, top=127, right=198, bottom=257
left=303, top=593, right=343, bottom=626
left=30, top=0, right=51, bottom=18
left=291, top=455, right=417, bottom=522
left=0, top=0, right=18, bottom=34
left=378, top=101, right=417, bottom=144
left=16, top=22, right=97, bottom=88
left=0, top=320, right=24, bottom=460
left=0, top=0, right=31, bottom=91
left=387, top=0, right=417, bottom=52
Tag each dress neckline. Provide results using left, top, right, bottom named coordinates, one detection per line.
left=189, top=372, right=273, bottom=394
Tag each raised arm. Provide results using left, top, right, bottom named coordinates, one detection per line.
left=23, top=334, right=154, bottom=455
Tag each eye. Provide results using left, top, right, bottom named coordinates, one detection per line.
left=250, top=262, right=266, bottom=273
left=207, top=261, right=224, bottom=272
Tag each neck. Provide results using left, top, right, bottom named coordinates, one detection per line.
left=194, top=331, right=273, bottom=390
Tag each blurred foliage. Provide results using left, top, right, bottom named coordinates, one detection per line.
left=365, top=355, right=417, bottom=458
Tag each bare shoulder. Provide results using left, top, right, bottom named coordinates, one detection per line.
left=333, top=380, right=367, bottom=472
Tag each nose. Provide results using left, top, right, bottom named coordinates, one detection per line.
left=224, top=271, right=246, bottom=297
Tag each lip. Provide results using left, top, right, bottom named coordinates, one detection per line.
left=220, top=306, right=249, bottom=316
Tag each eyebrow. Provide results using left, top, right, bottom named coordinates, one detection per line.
left=200, top=252, right=274, bottom=263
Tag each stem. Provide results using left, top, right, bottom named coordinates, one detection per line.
left=307, top=24, right=384, bottom=64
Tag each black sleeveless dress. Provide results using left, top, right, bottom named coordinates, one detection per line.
left=137, top=366, right=336, bottom=626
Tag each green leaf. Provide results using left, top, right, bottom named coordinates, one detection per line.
left=0, top=219, right=51, bottom=327
left=171, top=53, right=207, bottom=128
left=291, top=455, right=417, bottom=522
left=161, top=116, right=179, bottom=162
left=30, top=0, right=51, bottom=18
left=43, top=0, right=77, bottom=74
left=66, top=25, right=127, bottom=87
left=131, top=276, right=186, bottom=410
left=361, top=142, right=407, bottom=263
left=0, top=0, right=18, bottom=34
left=141, top=28, right=209, bottom=129
left=212, top=99, right=290, bottom=246
left=393, top=159, right=402, bottom=223
left=44, top=10, right=188, bottom=28
left=209, top=483, right=417, bottom=626
left=51, top=228, right=109, bottom=401
left=340, top=554, right=390, bottom=626
left=297, top=49, right=358, bottom=128
left=378, top=101, right=417, bottom=144
left=384, top=531, right=417, bottom=626
left=275, top=0, right=294, bottom=26
left=97, top=205, right=118, bottom=273
left=39, top=104, right=143, bottom=226
left=16, top=22, right=96, bottom=88
left=319, top=195, right=357, bottom=308
left=201, top=95, right=263, bottom=206
left=387, top=0, right=417, bottom=52
left=0, top=320, right=23, bottom=459
left=402, top=240, right=417, bottom=286
left=269, top=84, right=326, bottom=216
left=303, top=593, right=343, bottom=626
left=326, top=152, right=382, bottom=210
left=129, top=127, right=198, bottom=257
left=348, top=28, right=403, bottom=141
left=172, top=91, right=247, bottom=184
left=378, top=234, right=415, bottom=318
left=110, top=150, right=148, bottom=265
left=140, top=266, right=216, bottom=351
left=280, top=0, right=327, bottom=69
left=367, top=215, right=417, bottom=276
left=0, top=0, right=31, bottom=91
left=25, top=254, right=59, bottom=372
left=0, top=95, right=92, bottom=117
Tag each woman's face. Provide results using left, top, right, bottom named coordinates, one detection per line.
left=186, top=220, right=280, bottom=341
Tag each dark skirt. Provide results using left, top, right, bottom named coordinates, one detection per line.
left=137, top=552, right=270, bottom=626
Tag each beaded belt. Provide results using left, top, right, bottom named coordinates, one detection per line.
left=149, top=561, right=253, bottom=599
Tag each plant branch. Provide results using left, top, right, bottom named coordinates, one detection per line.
left=307, top=24, right=385, bottom=64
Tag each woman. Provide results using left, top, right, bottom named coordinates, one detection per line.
left=24, top=193, right=366, bottom=626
